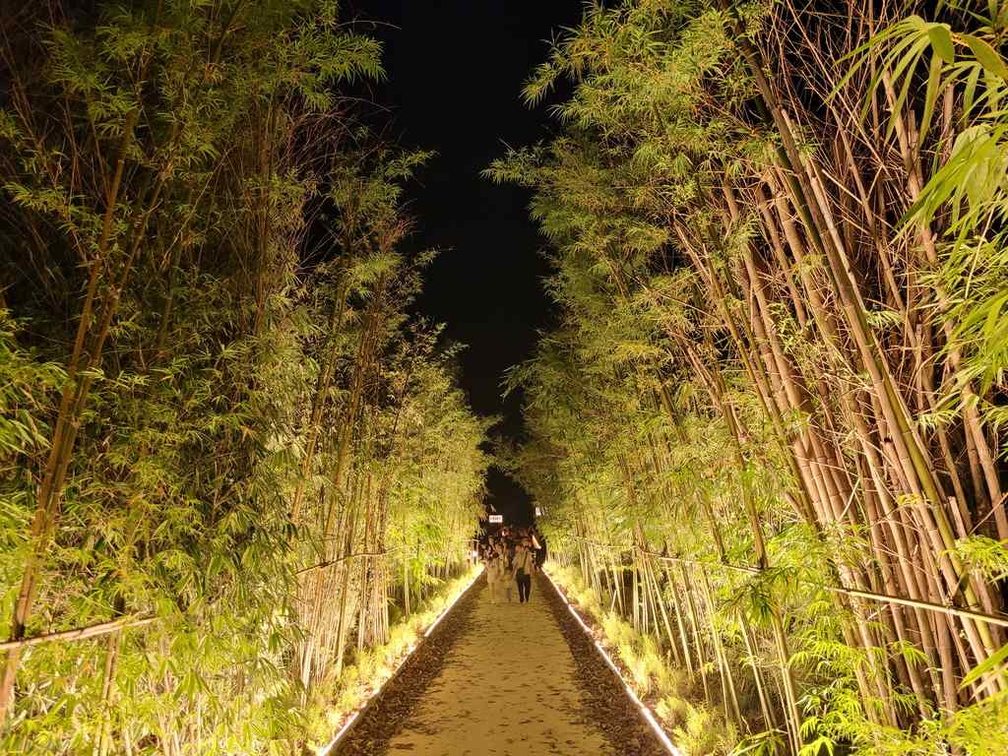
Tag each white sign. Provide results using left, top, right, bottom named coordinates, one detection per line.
left=488, top=514, right=503, bottom=524
left=535, top=507, right=543, bottom=516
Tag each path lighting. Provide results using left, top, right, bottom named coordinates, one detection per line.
left=542, top=569, right=683, bottom=756
left=317, top=567, right=484, bottom=756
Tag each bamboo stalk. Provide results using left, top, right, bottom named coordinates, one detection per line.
left=0, top=615, right=155, bottom=652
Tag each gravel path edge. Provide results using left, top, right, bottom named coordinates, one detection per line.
left=537, top=569, right=672, bottom=756
left=329, top=571, right=485, bottom=755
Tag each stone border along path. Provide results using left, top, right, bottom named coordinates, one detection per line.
left=335, top=572, right=666, bottom=755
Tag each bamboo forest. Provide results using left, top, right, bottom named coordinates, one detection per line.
left=1, top=1, right=1008, bottom=755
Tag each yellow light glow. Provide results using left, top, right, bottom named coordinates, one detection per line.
left=317, top=566, right=485, bottom=756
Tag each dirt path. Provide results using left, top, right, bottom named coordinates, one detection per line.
left=379, top=572, right=610, bottom=756
left=337, top=572, right=666, bottom=756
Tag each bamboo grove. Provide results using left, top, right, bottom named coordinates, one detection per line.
left=496, top=1, right=1008, bottom=754
left=0, top=2, right=488, bottom=752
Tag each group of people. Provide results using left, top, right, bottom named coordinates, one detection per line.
left=480, top=526, right=547, bottom=605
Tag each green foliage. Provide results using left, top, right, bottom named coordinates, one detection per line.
left=855, top=2, right=1008, bottom=401
left=552, top=565, right=737, bottom=754
left=509, top=2, right=1008, bottom=756
left=0, top=1, right=487, bottom=753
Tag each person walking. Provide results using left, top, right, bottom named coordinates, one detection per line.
left=513, top=539, right=535, bottom=604
left=485, top=549, right=503, bottom=604
left=531, top=529, right=547, bottom=568
left=491, top=541, right=515, bottom=603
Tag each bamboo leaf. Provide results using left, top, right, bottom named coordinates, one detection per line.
left=961, top=642, right=1008, bottom=689
left=887, top=36, right=932, bottom=139
left=960, top=33, right=1008, bottom=81
left=919, top=53, right=945, bottom=140
left=928, top=24, right=955, bottom=63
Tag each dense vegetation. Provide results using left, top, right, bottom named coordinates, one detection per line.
left=0, top=1, right=487, bottom=752
left=5, top=0, right=1008, bottom=754
left=498, top=1, right=1008, bottom=754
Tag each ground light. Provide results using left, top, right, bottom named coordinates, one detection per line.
left=541, top=567, right=684, bottom=756
left=317, top=566, right=485, bottom=756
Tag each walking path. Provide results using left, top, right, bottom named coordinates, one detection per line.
left=380, top=573, right=610, bottom=755
left=336, top=572, right=666, bottom=755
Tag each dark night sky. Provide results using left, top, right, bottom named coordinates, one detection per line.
left=351, top=1, right=581, bottom=523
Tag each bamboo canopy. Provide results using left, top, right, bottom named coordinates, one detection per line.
left=0, top=2, right=487, bottom=752
left=1, top=0, right=1008, bottom=754
left=497, top=1, right=1008, bottom=754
